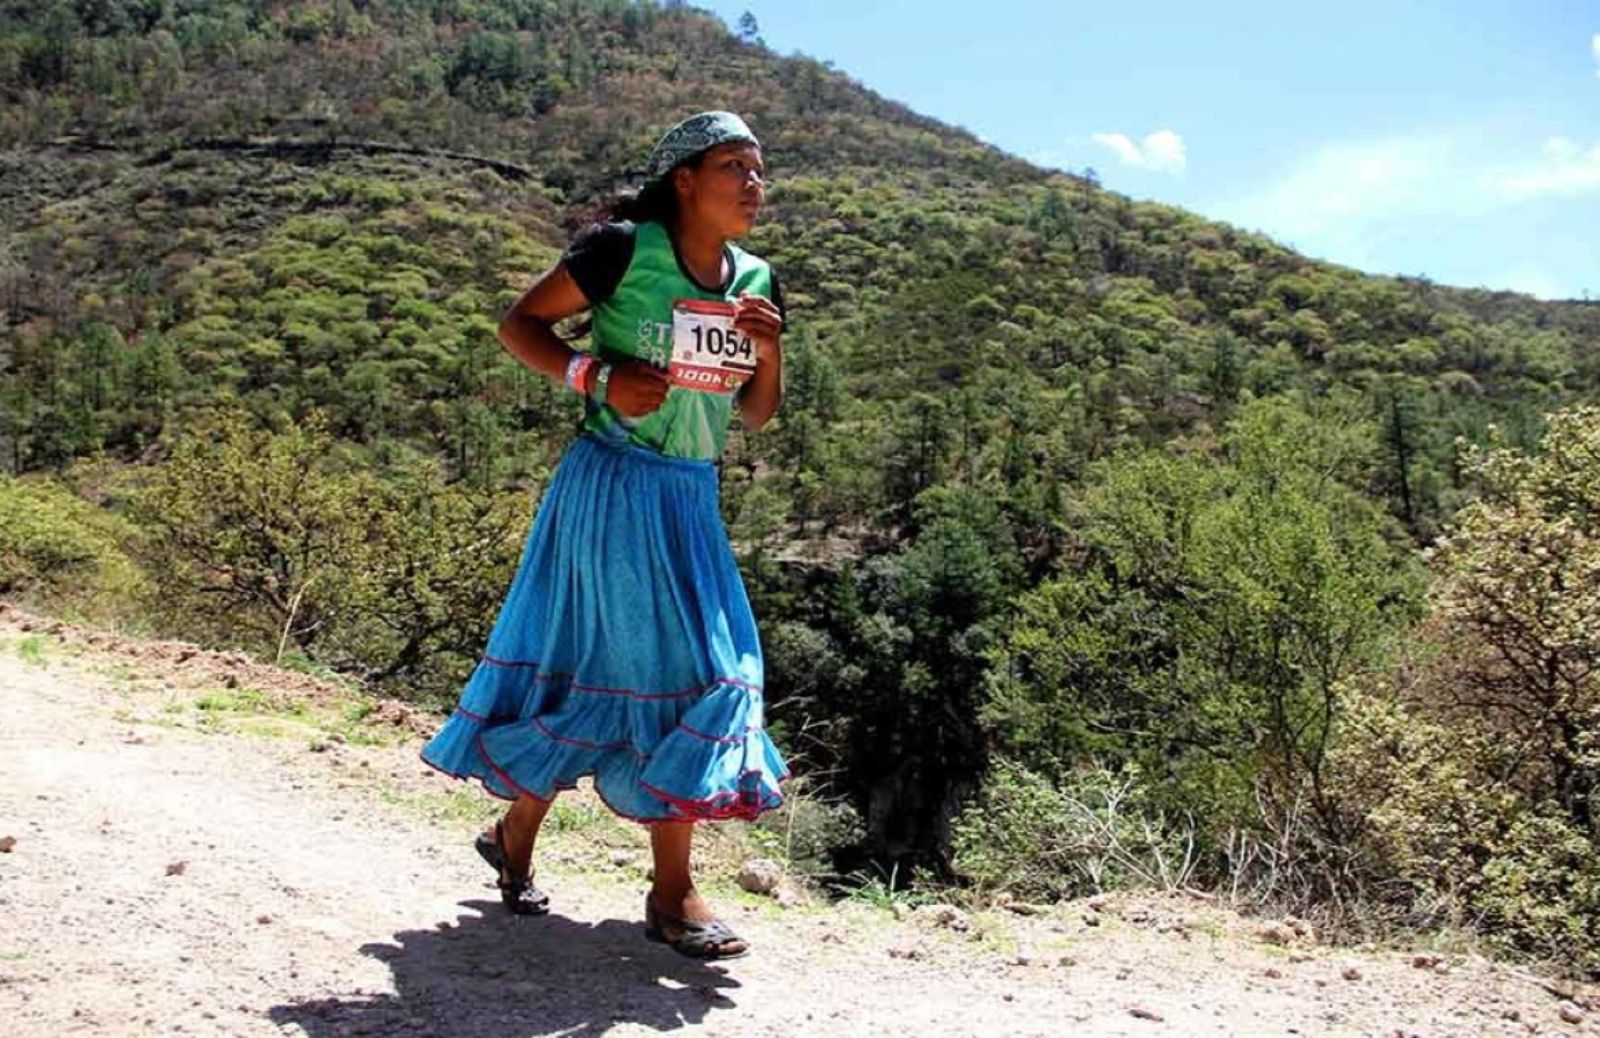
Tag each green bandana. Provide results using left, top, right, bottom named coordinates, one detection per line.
left=644, top=111, right=759, bottom=184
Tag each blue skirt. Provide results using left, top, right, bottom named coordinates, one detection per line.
left=421, top=434, right=788, bottom=823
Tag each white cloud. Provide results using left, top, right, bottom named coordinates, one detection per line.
left=1090, top=132, right=1142, bottom=166
left=1217, top=132, right=1600, bottom=269
left=1214, top=134, right=1457, bottom=265
left=1484, top=137, right=1600, bottom=202
left=1090, top=129, right=1187, bottom=175
left=1544, top=135, right=1580, bottom=160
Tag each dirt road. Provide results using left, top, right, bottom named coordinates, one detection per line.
left=1, top=618, right=1594, bottom=1037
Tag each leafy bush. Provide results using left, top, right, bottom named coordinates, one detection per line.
left=750, top=777, right=866, bottom=880
left=1427, top=406, right=1600, bottom=839
left=984, top=396, right=1425, bottom=875
left=952, top=760, right=1196, bottom=901
left=0, top=474, right=145, bottom=619
left=131, top=409, right=528, bottom=700
left=1325, top=688, right=1600, bottom=974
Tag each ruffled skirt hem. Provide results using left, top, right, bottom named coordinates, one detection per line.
left=420, top=701, right=789, bottom=824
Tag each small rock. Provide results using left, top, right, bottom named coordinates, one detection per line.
left=1005, top=901, right=1048, bottom=916
left=774, top=886, right=803, bottom=910
left=1558, top=1002, right=1585, bottom=1026
left=1264, top=968, right=1283, bottom=979
left=0, top=836, right=15, bottom=853
left=890, top=903, right=909, bottom=921
left=887, top=943, right=923, bottom=960
left=1284, top=915, right=1316, bottom=943
left=1502, top=1008, right=1521, bottom=1022
left=256, top=915, right=273, bottom=925
left=914, top=903, right=971, bottom=932
left=1129, top=1005, right=1163, bottom=1022
left=1057, top=954, right=1077, bottom=967
left=165, top=861, right=186, bottom=877
left=1014, top=950, right=1038, bottom=967
left=1082, top=912, right=1101, bottom=927
left=1341, top=966, right=1362, bottom=982
left=737, top=858, right=784, bottom=896
left=1258, top=923, right=1294, bottom=946
left=1411, top=954, right=1442, bottom=969
left=608, top=849, right=633, bottom=867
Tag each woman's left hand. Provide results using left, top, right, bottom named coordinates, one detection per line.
left=733, top=293, right=783, bottom=365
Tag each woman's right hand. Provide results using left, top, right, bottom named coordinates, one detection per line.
left=603, top=360, right=671, bottom=418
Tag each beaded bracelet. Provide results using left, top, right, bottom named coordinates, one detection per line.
left=564, top=353, right=598, bottom=394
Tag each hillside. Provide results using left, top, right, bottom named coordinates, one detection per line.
left=3, top=1, right=1596, bottom=497
left=3, top=1, right=1600, bottom=969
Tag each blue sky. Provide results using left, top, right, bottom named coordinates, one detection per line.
left=698, top=1, right=1600, bottom=301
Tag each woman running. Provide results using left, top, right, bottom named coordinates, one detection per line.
left=422, top=111, right=788, bottom=961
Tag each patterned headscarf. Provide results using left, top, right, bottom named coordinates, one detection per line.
left=644, top=111, right=760, bottom=184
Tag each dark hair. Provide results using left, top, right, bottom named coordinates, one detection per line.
left=608, top=177, right=677, bottom=225
left=597, top=152, right=706, bottom=226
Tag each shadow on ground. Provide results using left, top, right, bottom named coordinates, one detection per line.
left=268, top=900, right=741, bottom=1037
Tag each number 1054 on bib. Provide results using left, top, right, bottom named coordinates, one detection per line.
left=670, top=299, right=757, bottom=394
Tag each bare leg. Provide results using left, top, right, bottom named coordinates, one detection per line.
left=649, top=821, right=748, bottom=955
left=486, top=793, right=553, bottom=879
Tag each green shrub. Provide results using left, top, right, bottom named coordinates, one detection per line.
left=0, top=475, right=145, bottom=619
left=751, top=778, right=865, bottom=879
left=952, top=760, right=1196, bottom=902
left=983, top=396, right=1425, bottom=875
left=131, top=410, right=527, bottom=700
left=1475, top=810, right=1600, bottom=972
left=1327, top=687, right=1600, bottom=974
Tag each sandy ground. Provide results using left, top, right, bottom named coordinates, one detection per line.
left=1, top=611, right=1597, bottom=1037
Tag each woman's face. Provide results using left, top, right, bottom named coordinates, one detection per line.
left=675, top=142, right=766, bottom=238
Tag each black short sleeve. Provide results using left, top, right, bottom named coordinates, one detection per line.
left=562, top=221, right=636, bottom=304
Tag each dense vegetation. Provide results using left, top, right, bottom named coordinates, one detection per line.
left=3, top=0, right=1597, bottom=971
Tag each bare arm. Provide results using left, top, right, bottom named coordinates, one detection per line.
left=499, top=262, right=668, bottom=416
left=497, top=263, right=591, bottom=380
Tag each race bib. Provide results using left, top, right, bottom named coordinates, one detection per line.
left=669, top=299, right=756, bottom=393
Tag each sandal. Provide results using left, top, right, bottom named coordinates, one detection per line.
left=474, top=820, right=550, bottom=916
left=644, top=894, right=749, bottom=961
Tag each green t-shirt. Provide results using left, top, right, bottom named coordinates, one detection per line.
left=571, top=221, right=777, bottom=461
